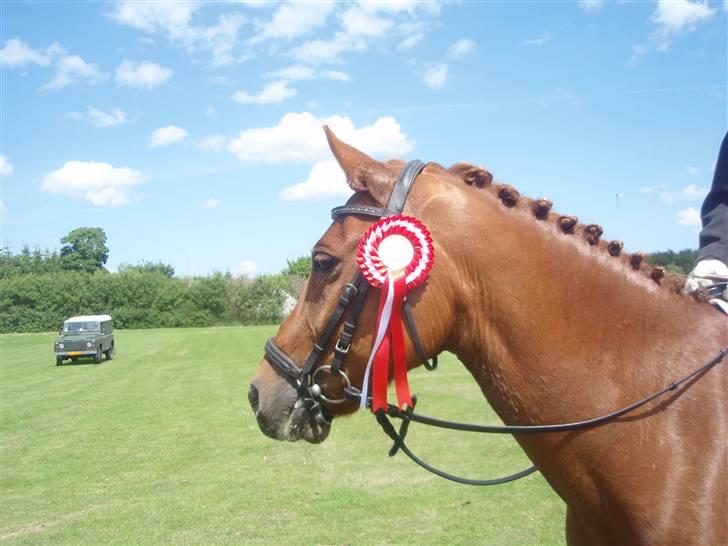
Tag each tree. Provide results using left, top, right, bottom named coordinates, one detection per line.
left=647, top=248, right=698, bottom=275
left=283, top=255, right=311, bottom=278
left=60, top=227, right=109, bottom=272
left=118, top=260, right=175, bottom=277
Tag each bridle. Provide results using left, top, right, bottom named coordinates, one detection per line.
left=264, top=160, right=728, bottom=486
left=264, top=160, right=436, bottom=424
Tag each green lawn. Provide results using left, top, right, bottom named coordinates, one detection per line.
left=0, top=326, right=565, bottom=545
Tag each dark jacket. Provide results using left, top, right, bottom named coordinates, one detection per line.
left=698, top=132, right=728, bottom=263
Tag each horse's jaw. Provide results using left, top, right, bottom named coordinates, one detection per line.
left=248, top=375, right=331, bottom=444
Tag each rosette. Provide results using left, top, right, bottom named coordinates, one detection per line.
left=356, top=215, right=434, bottom=412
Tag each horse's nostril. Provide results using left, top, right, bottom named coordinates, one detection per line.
left=248, top=384, right=260, bottom=413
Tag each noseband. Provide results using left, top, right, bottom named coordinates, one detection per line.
left=264, top=160, right=437, bottom=425
left=263, top=161, right=728, bottom=487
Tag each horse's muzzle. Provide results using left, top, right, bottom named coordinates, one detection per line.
left=248, top=379, right=331, bottom=444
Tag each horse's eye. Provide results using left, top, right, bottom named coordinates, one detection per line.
left=312, top=253, right=338, bottom=273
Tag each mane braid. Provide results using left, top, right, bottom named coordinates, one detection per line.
left=448, top=162, right=693, bottom=297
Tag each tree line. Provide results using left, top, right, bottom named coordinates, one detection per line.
left=0, top=227, right=697, bottom=334
left=1, top=227, right=311, bottom=333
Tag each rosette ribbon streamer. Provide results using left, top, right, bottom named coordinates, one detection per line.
left=356, top=215, right=434, bottom=413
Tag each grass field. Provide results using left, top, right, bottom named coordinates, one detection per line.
left=0, top=326, right=565, bottom=545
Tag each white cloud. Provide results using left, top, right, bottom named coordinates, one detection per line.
left=628, top=0, right=714, bottom=64
left=202, top=197, right=220, bottom=208
left=110, top=2, right=249, bottom=67
left=234, top=0, right=276, bottom=7
left=521, top=32, right=552, bottom=47
left=398, top=33, right=424, bottom=50
left=110, top=1, right=200, bottom=37
left=423, top=63, right=447, bottom=89
left=0, top=155, right=14, bottom=176
left=197, top=134, right=227, bottom=152
left=116, top=60, right=173, bottom=88
left=653, top=0, right=714, bottom=33
left=265, top=65, right=351, bottom=82
left=578, top=0, right=604, bottom=12
left=448, top=38, right=476, bottom=58
left=252, top=1, right=335, bottom=42
left=198, top=13, right=249, bottom=67
left=683, top=184, right=707, bottom=198
left=279, top=160, right=350, bottom=201
left=44, top=55, right=106, bottom=90
left=291, top=33, right=366, bottom=65
left=652, top=185, right=707, bottom=204
left=289, top=1, right=438, bottom=65
left=357, top=1, right=440, bottom=16
left=67, top=106, right=128, bottom=128
left=321, top=69, right=351, bottom=81
left=41, top=161, right=145, bottom=207
left=227, top=112, right=414, bottom=164
left=0, top=38, right=54, bottom=67
left=652, top=0, right=715, bottom=50
left=266, top=65, right=316, bottom=80
left=640, top=184, right=666, bottom=194
left=231, top=80, right=297, bottom=104
left=340, top=5, right=394, bottom=37
left=687, top=166, right=699, bottom=175
left=236, top=260, right=258, bottom=277
left=676, top=207, right=701, bottom=226
left=148, top=126, right=188, bottom=148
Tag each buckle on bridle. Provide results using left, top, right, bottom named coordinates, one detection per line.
left=335, top=338, right=351, bottom=354
left=342, top=282, right=358, bottom=300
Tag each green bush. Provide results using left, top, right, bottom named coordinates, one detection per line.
left=0, top=268, right=301, bottom=333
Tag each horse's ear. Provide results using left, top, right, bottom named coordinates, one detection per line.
left=324, top=125, right=392, bottom=203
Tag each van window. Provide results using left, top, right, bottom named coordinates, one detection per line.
left=65, top=321, right=100, bottom=333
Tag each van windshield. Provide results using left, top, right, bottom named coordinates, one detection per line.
left=64, top=321, right=99, bottom=333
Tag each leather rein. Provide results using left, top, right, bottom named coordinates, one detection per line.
left=264, top=160, right=728, bottom=486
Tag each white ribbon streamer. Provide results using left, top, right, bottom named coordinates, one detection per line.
left=359, top=274, right=396, bottom=410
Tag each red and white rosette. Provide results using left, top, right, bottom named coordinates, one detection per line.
left=356, top=215, right=434, bottom=413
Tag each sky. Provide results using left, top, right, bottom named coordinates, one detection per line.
left=1, top=0, right=726, bottom=277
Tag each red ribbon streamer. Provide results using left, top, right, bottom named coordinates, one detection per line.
left=371, top=273, right=412, bottom=413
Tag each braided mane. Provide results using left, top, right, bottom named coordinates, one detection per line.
left=448, top=163, right=690, bottom=296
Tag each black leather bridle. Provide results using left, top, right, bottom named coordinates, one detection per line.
left=264, top=160, right=728, bottom=487
left=264, top=160, right=437, bottom=425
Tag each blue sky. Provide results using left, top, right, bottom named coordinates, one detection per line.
left=1, top=0, right=725, bottom=276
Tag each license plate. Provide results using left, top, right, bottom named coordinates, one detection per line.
left=67, top=351, right=82, bottom=356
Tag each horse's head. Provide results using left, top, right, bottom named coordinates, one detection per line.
left=248, top=127, right=460, bottom=443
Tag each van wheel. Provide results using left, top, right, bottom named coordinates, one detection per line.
left=94, top=347, right=102, bottom=364
left=105, top=345, right=113, bottom=361
left=56, top=356, right=63, bottom=366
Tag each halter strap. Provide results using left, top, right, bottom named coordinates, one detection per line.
left=264, top=160, right=435, bottom=416
left=331, top=205, right=385, bottom=220
left=385, top=160, right=426, bottom=216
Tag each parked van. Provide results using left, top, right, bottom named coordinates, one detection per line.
left=54, top=315, right=114, bottom=365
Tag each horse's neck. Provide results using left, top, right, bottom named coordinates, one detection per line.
left=431, top=182, right=725, bottom=541
left=444, top=196, right=711, bottom=425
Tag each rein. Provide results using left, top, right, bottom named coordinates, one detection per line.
left=264, top=160, right=728, bottom=486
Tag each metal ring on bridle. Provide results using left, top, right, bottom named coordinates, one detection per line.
left=311, top=365, right=352, bottom=405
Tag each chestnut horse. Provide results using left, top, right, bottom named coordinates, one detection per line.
left=249, top=128, right=727, bottom=545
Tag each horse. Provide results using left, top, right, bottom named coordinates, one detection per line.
left=249, top=128, right=727, bottom=545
